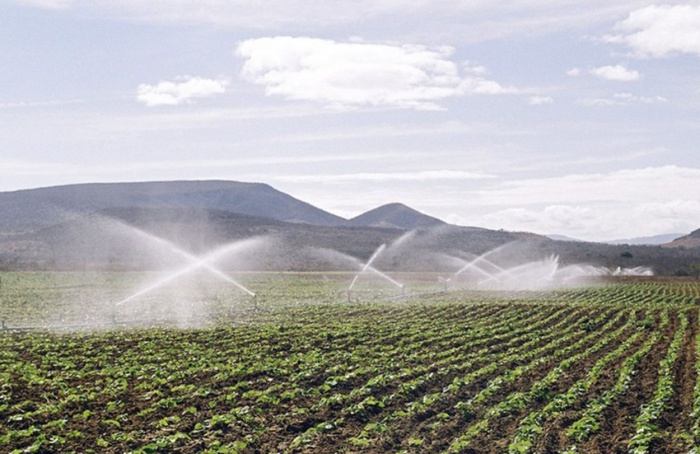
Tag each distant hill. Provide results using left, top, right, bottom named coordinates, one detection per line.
left=0, top=206, right=551, bottom=271
left=2, top=206, right=698, bottom=275
left=348, top=203, right=446, bottom=229
left=1, top=181, right=699, bottom=275
left=546, top=234, right=584, bottom=242
left=606, top=233, right=686, bottom=245
left=0, top=206, right=404, bottom=271
left=0, top=181, right=346, bottom=234
left=664, top=228, right=700, bottom=249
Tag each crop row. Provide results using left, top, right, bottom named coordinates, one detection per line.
left=1, top=279, right=698, bottom=453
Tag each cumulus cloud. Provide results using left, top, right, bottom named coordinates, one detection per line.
left=605, top=4, right=700, bottom=57
left=528, top=96, right=554, bottom=105
left=589, top=64, right=640, bottom=81
left=136, top=76, right=229, bottom=107
left=235, top=37, right=517, bottom=110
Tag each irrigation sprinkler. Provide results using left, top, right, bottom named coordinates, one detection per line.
left=438, top=276, right=449, bottom=292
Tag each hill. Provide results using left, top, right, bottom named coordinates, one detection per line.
left=1, top=206, right=698, bottom=275
left=664, top=228, right=700, bottom=249
left=0, top=181, right=346, bottom=234
left=606, top=233, right=687, bottom=245
left=0, top=206, right=403, bottom=271
left=0, top=182, right=698, bottom=275
left=347, top=203, right=446, bottom=229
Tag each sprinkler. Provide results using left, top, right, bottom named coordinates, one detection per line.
left=438, top=276, right=449, bottom=292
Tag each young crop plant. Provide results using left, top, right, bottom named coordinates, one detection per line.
left=446, top=309, right=631, bottom=452
left=691, top=309, right=700, bottom=453
left=628, top=311, right=689, bottom=454
left=560, top=310, right=671, bottom=452
left=1, top=279, right=697, bottom=453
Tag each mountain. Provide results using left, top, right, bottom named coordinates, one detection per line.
left=1, top=181, right=699, bottom=275
left=0, top=206, right=401, bottom=270
left=1, top=205, right=698, bottom=274
left=0, top=181, right=346, bottom=234
left=606, top=233, right=687, bottom=245
left=664, top=228, right=700, bottom=248
left=1, top=206, right=574, bottom=272
left=348, top=203, right=446, bottom=229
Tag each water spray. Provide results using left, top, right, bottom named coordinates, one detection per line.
left=114, top=238, right=258, bottom=311
left=346, top=243, right=405, bottom=301
left=112, top=221, right=256, bottom=297
left=348, top=244, right=387, bottom=291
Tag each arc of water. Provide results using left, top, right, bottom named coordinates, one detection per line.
left=451, top=243, right=511, bottom=280
left=348, top=244, right=387, bottom=291
left=115, top=238, right=258, bottom=307
left=309, top=246, right=403, bottom=291
left=116, top=257, right=211, bottom=307
left=112, top=221, right=255, bottom=297
left=489, top=255, right=559, bottom=283
left=365, top=264, right=404, bottom=289
left=472, top=256, right=514, bottom=286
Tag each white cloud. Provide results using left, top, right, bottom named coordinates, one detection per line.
left=274, top=170, right=495, bottom=184
left=528, top=96, right=554, bottom=105
left=453, top=167, right=700, bottom=240
left=0, top=99, right=85, bottom=109
left=566, top=67, right=581, bottom=77
left=577, top=92, right=666, bottom=107
left=136, top=76, right=229, bottom=107
left=236, top=37, right=517, bottom=110
left=613, top=92, right=666, bottom=104
left=12, top=1, right=655, bottom=43
left=477, top=199, right=700, bottom=241
left=606, top=4, right=700, bottom=57
left=589, top=64, right=640, bottom=81
left=473, top=166, right=700, bottom=207
left=576, top=98, right=620, bottom=107
left=462, top=61, right=488, bottom=75
left=13, top=0, right=72, bottom=8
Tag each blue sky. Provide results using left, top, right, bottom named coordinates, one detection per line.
left=1, top=0, right=699, bottom=241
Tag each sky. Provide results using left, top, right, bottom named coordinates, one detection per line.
left=1, top=0, right=700, bottom=242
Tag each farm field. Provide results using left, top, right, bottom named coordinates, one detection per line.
left=1, top=274, right=700, bottom=453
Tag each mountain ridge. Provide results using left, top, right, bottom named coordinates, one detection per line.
left=605, top=233, right=687, bottom=246
left=347, top=202, right=446, bottom=230
left=664, top=228, right=700, bottom=249
left=0, top=180, right=452, bottom=234
left=0, top=181, right=698, bottom=275
left=0, top=180, right=346, bottom=233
